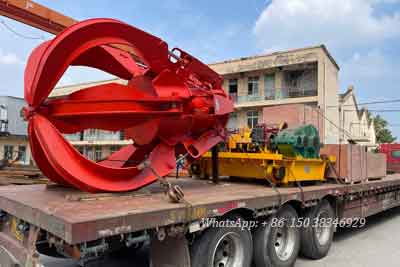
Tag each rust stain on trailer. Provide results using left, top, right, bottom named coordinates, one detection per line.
left=0, top=175, right=400, bottom=244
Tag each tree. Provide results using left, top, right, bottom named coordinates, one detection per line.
left=373, top=114, right=396, bottom=144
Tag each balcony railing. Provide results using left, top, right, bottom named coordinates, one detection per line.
left=229, top=93, right=238, bottom=103
left=237, top=95, right=264, bottom=103
left=230, top=87, right=317, bottom=104
left=265, top=87, right=317, bottom=100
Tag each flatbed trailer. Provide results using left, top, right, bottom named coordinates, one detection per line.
left=0, top=174, right=400, bottom=267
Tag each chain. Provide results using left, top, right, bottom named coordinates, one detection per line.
left=137, top=159, right=186, bottom=204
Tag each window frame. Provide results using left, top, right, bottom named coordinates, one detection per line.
left=0, top=105, right=8, bottom=133
left=247, top=110, right=259, bottom=129
left=392, top=150, right=400, bottom=159
left=264, top=74, right=276, bottom=100
left=228, top=78, right=238, bottom=94
left=247, top=76, right=259, bottom=96
left=227, top=112, right=238, bottom=130
left=0, top=105, right=7, bottom=121
left=95, top=146, right=102, bottom=161
left=3, top=145, right=14, bottom=160
left=18, top=145, right=26, bottom=163
left=110, top=145, right=119, bottom=154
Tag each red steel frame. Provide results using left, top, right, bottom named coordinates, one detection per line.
left=23, top=18, right=233, bottom=192
left=379, top=144, right=400, bottom=173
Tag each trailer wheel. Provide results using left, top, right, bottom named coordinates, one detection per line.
left=191, top=217, right=253, bottom=267
left=300, top=199, right=335, bottom=259
left=253, top=204, right=300, bottom=267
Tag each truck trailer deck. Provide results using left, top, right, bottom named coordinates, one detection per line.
left=1, top=175, right=400, bottom=266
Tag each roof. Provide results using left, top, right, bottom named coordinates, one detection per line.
left=0, top=96, right=24, bottom=101
left=54, top=78, right=121, bottom=90
left=209, top=45, right=340, bottom=70
left=51, top=78, right=125, bottom=98
left=339, top=86, right=354, bottom=103
left=339, top=87, right=373, bottom=127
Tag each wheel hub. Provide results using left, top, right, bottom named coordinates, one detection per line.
left=274, top=221, right=296, bottom=261
left=315, top=211, right=332, bottom=245
left=212, top=232, right=244, bottom=267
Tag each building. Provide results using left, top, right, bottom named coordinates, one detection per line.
left=209, top=45, right=375, bottom=146
left=338, top=86, right=376, bottom=146
left=51, top=80, right=132, bottom=161
left=209, top=45, right=340, bottom=144
left=0, top=96, right=32, bottom=165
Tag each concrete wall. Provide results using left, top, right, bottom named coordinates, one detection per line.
left=262, top=103, right=324, bottom=140
left=0, top=96, right=27, bottom=136
left=215, top=48, right=322, bottom=109
left=210, top=46, right=330, bottom=75
left=321, top=51, right=340, bottom=144
left=213, top=46, right=340, bottom=144
left=0, top=96, right=31, bottom=165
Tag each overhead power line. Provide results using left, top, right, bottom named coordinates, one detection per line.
left=0, top=19, right=45, bottom=40
left=327, top=99, right=400, bottom=108
left=357, top=99, right=400, bottom=106
left=344, top=109, right=400, bottom=113
left=310, top=106, right=354, bottom=140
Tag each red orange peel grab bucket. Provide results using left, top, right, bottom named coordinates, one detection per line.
left=24, top=18, right=233, bottom=192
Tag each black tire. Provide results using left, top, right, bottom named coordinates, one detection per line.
left=253, top=204, right=300, bottom=267
left=300, top=199, right=335, bottom=259
left=191, top=216, right=253, bottom=267
left=36, top=242, right=66, bottom=258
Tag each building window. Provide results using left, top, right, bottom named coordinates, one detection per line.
left=0, top=105, right=7, bottom=121
left=95, top=146, right=102, bottom=161
left=64, top=133, right=81, bottom=141
left=248, top=77, right=259, bottom=96
left=18, top=146, right=26, bottom=163
left=84, top=147, right=94, bottom=160
left=3, top=145, right=14, bottom=160
left=111, top=131, right=121, bottom=141
left=227, top=112, right=238, bottom=130
left=247, top=111, right=259, bottom=129
left=110, top=145, right=119, bottom=154
left=264, top=74, right=275, bottom=100
left=0, top=121, right=7, bottom=133
left=0, top=105, right=8, bottom=133
left=77, top=147, right=84, bottom=155
left=392, top=150, right=400, bottom=159
left=228, top=79, right=238, bottom=94
left=84, top=129, right=97, bottom=141
left=120, top=131, right=125, bottom=140
left=283, top=68, right=317, bottom=98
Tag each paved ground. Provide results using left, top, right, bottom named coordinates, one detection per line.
left=42, top=206, right=400, bottom=267
left=297, top=206, right=400, bottom=267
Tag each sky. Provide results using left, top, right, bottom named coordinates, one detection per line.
left=0, top=0, right=399, bottom=138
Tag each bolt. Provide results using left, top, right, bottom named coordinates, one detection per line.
left=17, top=222, right=29, bottom=233
left=157, top=228, right=166, bottom=241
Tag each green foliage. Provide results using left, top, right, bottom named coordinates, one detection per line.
left=373, top=114, right=396, bottom=144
